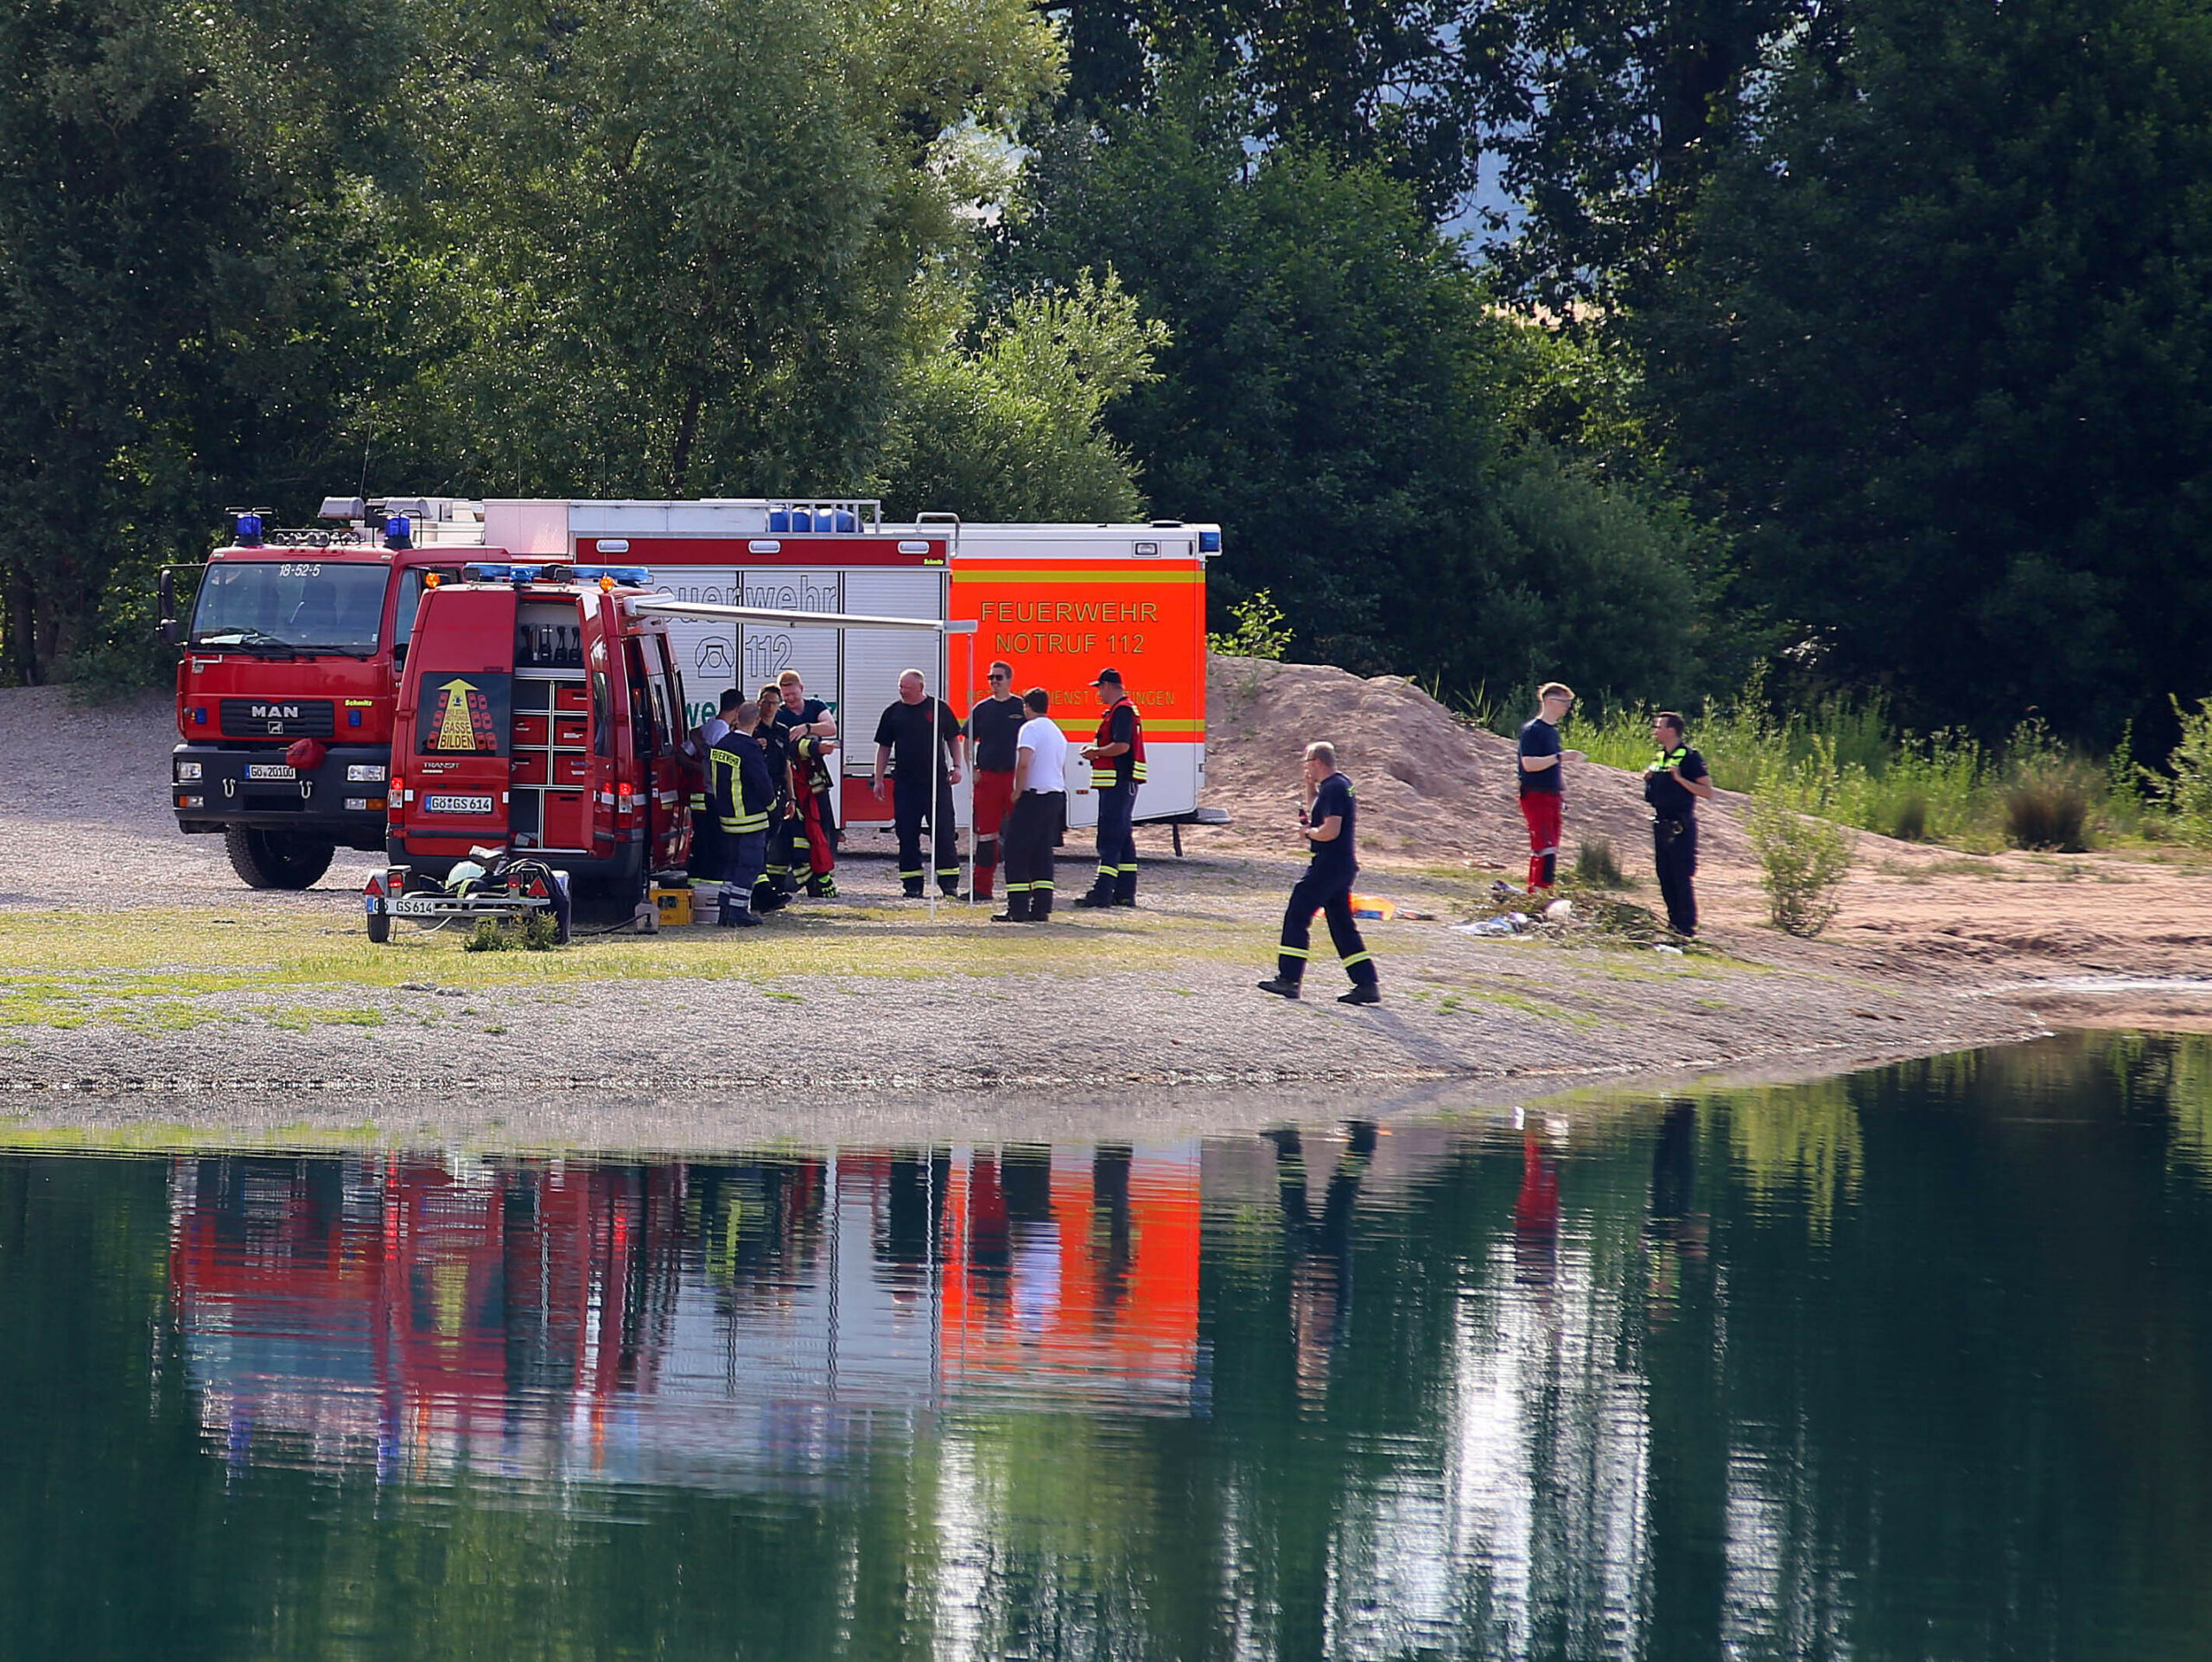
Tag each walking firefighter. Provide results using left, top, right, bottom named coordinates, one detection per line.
left=1258, top=742, right=1380, bottom=1005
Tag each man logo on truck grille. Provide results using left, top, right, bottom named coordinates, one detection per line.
left=429, top=678, right=498, bottom=753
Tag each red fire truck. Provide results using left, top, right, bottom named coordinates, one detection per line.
left=164, top=497, right=488, bottom=887
left=168, top=495, right=1224, bottom=890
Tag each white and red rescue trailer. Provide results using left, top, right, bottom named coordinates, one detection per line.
left=477, top=498, right=1224, bottom=842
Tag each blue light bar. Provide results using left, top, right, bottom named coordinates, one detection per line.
left=570, top=565, right=653, bottom=587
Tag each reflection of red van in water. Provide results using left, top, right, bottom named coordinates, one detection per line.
left=167, top=1145, right=1204, bottom=1485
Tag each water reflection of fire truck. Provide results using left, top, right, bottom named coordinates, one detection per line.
left=167, top=1144, right=1202, bottom=1488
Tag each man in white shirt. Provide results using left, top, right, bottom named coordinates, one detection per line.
left=994, top=688, right=1069, bottom=923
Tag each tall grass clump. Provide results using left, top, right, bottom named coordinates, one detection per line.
left=1999, top=719, right=2097, bottom=852
left=1573, top=838, right=1625, bottom=887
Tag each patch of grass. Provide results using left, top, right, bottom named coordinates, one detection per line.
left=259, top=1005, right=387, bottom=1031
left=462, top=920, right=516, bottom=953
left=1573, top=839, right=1625, bottom=888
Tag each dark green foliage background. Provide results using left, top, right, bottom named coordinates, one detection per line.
left=5, top=0, right=2211, bottom=747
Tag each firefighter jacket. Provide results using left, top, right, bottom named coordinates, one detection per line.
left=710, top=729, right=775, bottom=835
left=684, top=715, right=728, bottom=812
left=792, top=734, right=836, bottom=815
left=1093, top=696, right=1147, bottom=787
left=755, top=720, right=794, bottom=815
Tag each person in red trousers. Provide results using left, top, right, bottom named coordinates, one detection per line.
left=1516, top=682, right=1584, bottom=894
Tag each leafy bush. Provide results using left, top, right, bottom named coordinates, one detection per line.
left=1208, top=589, right=1294, bottom=660
left=2146, top=698, right=2212, bottom=846
left=518, top=909, right=562, bottom=951
left=1746, top=787, right=1855, bottom=936
left=1573, top=838, right=1625, bottom=887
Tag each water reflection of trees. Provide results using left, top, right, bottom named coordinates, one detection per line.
left=7, top=1042, right=2212, bottom=1659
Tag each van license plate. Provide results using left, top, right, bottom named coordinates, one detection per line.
left=424, top=794, right=495, bottom=815
left=246, top=764, right=296, bottom=780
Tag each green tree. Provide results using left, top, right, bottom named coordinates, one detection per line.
left=386, top=0, right=1063, bottom=499
left=875, top=270, right=1166, bottom=521
left=1000, top=73, right=1709, bottom=701
left=0, top=0, right=410, bottom=683
left=1642, top=0, right=2212, bottom=745
left=1480, top=0, right=1819, bottom=310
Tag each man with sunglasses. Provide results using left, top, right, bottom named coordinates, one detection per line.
left=966, top=660, right=1027, bottom=904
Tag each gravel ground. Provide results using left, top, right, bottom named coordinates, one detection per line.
left=0, top=681, right=2122, bottom=1147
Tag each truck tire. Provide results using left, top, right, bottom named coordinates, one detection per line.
left=225, top=828, right=337, bottom=890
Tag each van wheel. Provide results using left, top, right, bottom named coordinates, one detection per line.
left=225, top=828, right=336, bottom=890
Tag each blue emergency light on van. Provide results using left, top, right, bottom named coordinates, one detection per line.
left=569, top=566, right=652, bottom=586
left=234, top=513, right=264, bottom=547
left=384, top=514, right=412, bottom=549
left=1199, top=529, right=1221, bottom=553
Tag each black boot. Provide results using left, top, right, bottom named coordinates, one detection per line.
left=1257, top=977, right=1302, bottom=999
left=992, top=892, right=1032, bottom=923
left=1338, top=983, right=1380, bottom=1005
left=1029, top=888, right=1053, bottom=922
left=1113, top=871, right=1137, bottom=908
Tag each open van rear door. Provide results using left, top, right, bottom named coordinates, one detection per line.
left=391, top=586, right=518, bottom=854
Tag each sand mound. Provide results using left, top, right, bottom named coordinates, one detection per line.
left=1198, top=654, right=1749, bottom=874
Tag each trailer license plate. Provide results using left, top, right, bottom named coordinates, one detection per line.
left=424, top=794, right=495, bottom=815
left=246, top=764, right=296, bottom=780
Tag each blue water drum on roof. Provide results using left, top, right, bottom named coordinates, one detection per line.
left=767, top=511, right=792, bottom=533
left=825, top=509, right=857, bottom=532
left=790, top=509, right=815, bottom=531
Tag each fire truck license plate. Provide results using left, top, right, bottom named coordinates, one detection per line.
left=246, top=764, right=296, bottom=780
left=423, top=794, right=495, bottom=815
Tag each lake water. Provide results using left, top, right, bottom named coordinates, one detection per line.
left=5, top=1030, right=2212, bottom=1659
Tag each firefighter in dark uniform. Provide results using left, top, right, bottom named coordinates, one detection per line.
left=752, top=684, right=796, bottom=912
left=1258, top=741, right=1380, bottom=1003
left=1073, top=667, right=1145, bottom=908
left=709, top=699, right=775, bottom=927
left=683, top=688, right=742, bottom=910
left=1644, top=710, right=1714, bottom=936
left=872, top=669, right=966, bottom=898
left=773, top=670, right=840, bottom=898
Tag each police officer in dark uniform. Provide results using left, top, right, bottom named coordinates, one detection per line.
left=1258, top=741, right=1380, bottom=1003
left=1644, top=710, right=1714, bottom=936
